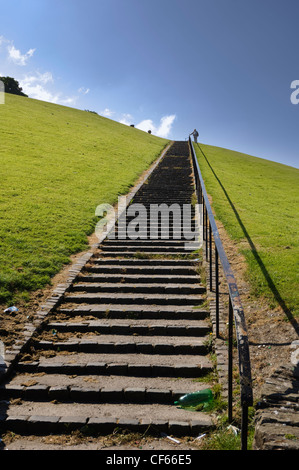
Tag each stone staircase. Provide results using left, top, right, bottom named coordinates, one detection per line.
left=0, top=141, right=216, bottom=437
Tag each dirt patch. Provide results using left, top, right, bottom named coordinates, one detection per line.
left=2, top=429, right=207, bottom=451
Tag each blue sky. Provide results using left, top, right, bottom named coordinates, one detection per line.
left=0, top=0, right=298, bottom=168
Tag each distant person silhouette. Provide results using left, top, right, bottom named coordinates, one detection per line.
left=190, top=129, right=199, bottom=143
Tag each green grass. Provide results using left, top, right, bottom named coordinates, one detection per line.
left=194, top=142, right=299, bottom=317
left=0, top=94, right=168, bottom=304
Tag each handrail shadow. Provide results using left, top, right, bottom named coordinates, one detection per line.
left=195, top=143, right=299, bottom=337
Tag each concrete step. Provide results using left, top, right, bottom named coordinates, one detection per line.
left=90, top=258, right=200, bottom=266
left=102, top=239, right=197, bottom=246
left=16, top=353, right=213, bottom=377
left=133, top=194, right=194, bottom=199
left=108, top=235, right=200, bottom=242
left=99, top=247, right=197, bottom=254
left=85, top=265, right=199, bottom=275
left=57, top=305, right=209, bottom=320
left=115, top=222, right=198, bottom=228
left=2, top=403, right=214, bottom=436
left=0, top=375, right=211, bottom=404
left=97, top=252, right=197, bottom=258
left=63, top=292, right=205, bottom=305
left=70, top=282, right=206, bottom=295
left=45, top=319, right=211, bottom=336
left=32, top=334, right=210, bottom=355
left=78, top=273, right=200, bottom=284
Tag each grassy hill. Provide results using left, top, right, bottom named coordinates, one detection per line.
left=193, top=143, right=299, bottom=318
left=0, top=93, right=168, bottom=304
left=1, top=93, right=297, bottom=320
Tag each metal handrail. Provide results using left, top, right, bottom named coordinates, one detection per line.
left=189, top=137, right=253, bottom=450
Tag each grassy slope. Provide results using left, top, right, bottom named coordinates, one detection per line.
left=194, top=143, right=299, bottom=317
left=0, top=94, right=168, bottom=303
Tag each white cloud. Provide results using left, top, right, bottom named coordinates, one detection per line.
left=59, top=96, right=78, bottom=106
left=0, top=35, right=35, bottom=66
left=119, top=113, right=133, bottom=125
left=8, top=44, right=35, bottom=66
left=135, top=114, right=176, bottom=138
left=20, top=72, right=76, bottom=106
left=22, top=81, right=59, bottom=102
left=100, top=108, right=115, bottom=118
left=78, top=87, right=90, bottom=95
left=135, top=119, right=154, bottom=132
left=23, top=71, right=54, bottom=85
left=0, top=35, right=10, bottom=49
left=156, top=115, right=176, bottom=138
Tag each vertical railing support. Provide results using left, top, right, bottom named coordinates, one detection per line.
left=209, top=221, right=213, bottom=291
left=205, top=207, right=208, bottom=259
left=203, top=199, right=206, bottom=241
left=215, top=248, right=220, bottom=338
left=228, top=298, right=233, bottom=423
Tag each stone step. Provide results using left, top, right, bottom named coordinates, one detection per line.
left=111, top=229, right=199, bottom=234
left=70, top=282, right=205, bottom=295
left=102, top=239, right=197, bottom=246
left=118, top=212, right=197, bottom=217
left=107, top=236, right=200, bottom=242
left=16, top=354, right=213, bottom=377
left=78, top=273, right=200, bottom=284
left=0, top=376, right=211, bottom=405
left=129, top=202, right=194, bottom=207
left=113, top=226, right=198, bottom=231
left=99, top=245, right=196, bottom=253
left=63, top=292, right=205, bottom=305
left=2, top=404, right=214, bottom=436
left=111, top=231, right=198, bottom=238
left=114, top=222, right=198, bottom=228
left=116, top=216, right=197, bottom=221
left=32, top=334, right=209, bottom=355
left=133, top=193, right=194, bottom=198
left=97, top=251, right=197, bottom=258
left=91, top=258, right=199, bottom=266
left=45, top=319, right=211, bottom=336
left=122, top=211, right=197, bottom=216
left=85, top=265, right=199, bottom=275
left=57, top=305, right=209, bottom=320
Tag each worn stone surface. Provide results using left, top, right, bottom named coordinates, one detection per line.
left=253, top=364, right=299, bottom=450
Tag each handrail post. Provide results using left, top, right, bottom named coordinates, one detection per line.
left=215, top=248, right=220, bottom=338
left=205, top=207, right=208, bottom=259
left=228, top=297, right=233, bottom=423
left=209, top=221, right=213, bottom=291
left=203, top=198, right=206, bottom=241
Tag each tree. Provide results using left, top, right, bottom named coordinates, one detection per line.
left=0, top=76, right=28, bottom=97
